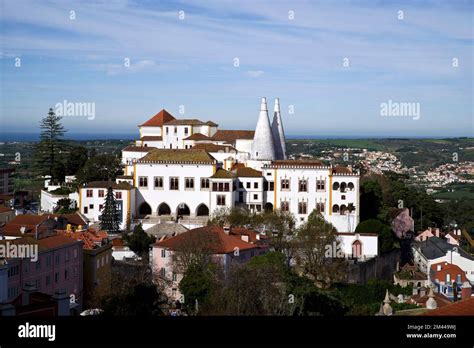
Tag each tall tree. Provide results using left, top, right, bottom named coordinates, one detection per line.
left=76, top=154, right=123, bottom=185
left=100, top=186, right=120, bottom=233
left=65, top=145, right=89, bottom=175
left=34, top=108, right=67, bottom=182
left=124, top=224, right=156, bottom=259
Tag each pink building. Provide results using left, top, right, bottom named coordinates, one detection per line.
left=151, top=225, right=268, bottom=301
left=0, top=235, right=84, bottom=312
left=415, top=227, right=440, bottom=242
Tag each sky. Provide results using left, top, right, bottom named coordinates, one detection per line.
left=0, top=0, right=473, bottom=138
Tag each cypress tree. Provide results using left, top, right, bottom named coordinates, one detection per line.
left=100, top=186, right=120, bottom=233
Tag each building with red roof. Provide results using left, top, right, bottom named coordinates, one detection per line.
left=430, top=261, right=471, bottom=301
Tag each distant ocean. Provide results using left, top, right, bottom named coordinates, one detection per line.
left=0, top=132, right=470, bottom=142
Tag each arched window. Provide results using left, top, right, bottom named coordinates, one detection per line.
left=340, top=182, right=347, bottom=192
left=177, top=203, right=190, bottom=216
left=340, top=204, right=347, bottom=215
left=352, top=240, right=363, bottom=258
left=332, top=204, right=339, bottom=213
left=348, top=182, right=354, bottom=190
left=332, top=182, right=339, bottom=191
left=158, top=203, right=171, bottom=216
left=196, top=204, right=209, bottom=216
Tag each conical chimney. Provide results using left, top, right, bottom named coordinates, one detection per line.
left=251, top=97, right=275, bottom=160
left=271, top=98, right=287, bottom=160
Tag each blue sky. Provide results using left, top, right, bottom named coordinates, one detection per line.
left=0, top=0, right=473, bottom=138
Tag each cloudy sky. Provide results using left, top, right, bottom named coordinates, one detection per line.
left=0, top=0, right=472, bottom=138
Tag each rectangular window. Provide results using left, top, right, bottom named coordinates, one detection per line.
left=154, top=176, right=164, bottom=189
left=65, top=269, right=69, bottom=280
left=281, top=179, right=290, bottom=190
left=86, top=189, right=93, bottom=197
left=200, top=178, right=210, bottom=190
left=55, top=272, right=59, bottom=283
left=224, top=183, right=230, bottom=192
left=239, top=182, right=244, bottom=189
left=253, top=194, right=258, bottom=200
left=184, top=127, right=189, bottom=135
left=170, top=177, right=179, bottom=190
left=298, top=179, right=308, bottom=192
left=161, top=249, right=166, bottom=258
left=98, top=190, right=105, bottom=198
left=298, top=202, right=307, bottom=214
left=84, top=206, right=88, bottom=214
left=65, top=251, right=70, bottom=262
left=238, top=191, right=244, bottom=203
left=254, top=182, right=258, bottom=189
left=139, top=176, right=148, bottom=188
left=160, top=268, right=166, bottom=277
left=246, top=182, right=251, bottom=189
left=316, top=180, right=325, bottom=191
left=55, top=253, right=60, bottom=264
left=217, top=195, right=226, bottom=206
left=46, top=255, right=52, bottom=266
left=116, top=192, right=122, bottom=199
left=281, top=201, right=289, bottom=212
left=174, top=127, right=177, bottom=134
left=166, top=127, right=169, bottom=135
left=73, top=249, right=78, bottom=259
left=99, top=204, right=103, bottom=211
left=96, top=259, right=100, bottom=269
left=264, top=181, right=274, bottom=191
left=172, top=273, right=177, bottom=282
left=185, top=177, right=194, bottom=189
left=89, top=204, right=94, bottom=209
left=46, top=275, right=51, bottom=286
left=316, top=202, right=325, bottom=213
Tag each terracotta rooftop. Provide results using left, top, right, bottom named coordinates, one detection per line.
left=211, top=130, right=255, bottom=142
left=57, top=229, right=109, bottom=250
left=421, top=297, right=474, bottom=316
left=139, top=109, right=176, bottom=127
left=83, top=181, right=134, bottom=190
left=184, top=133, right=211, bottom=141
left=192, top=143, right=237, bottom=153
left=332, top=166, right=353, bottom=174
left=139, top=149, right=215, bottom=164
left=154, top=225, right=261, bottom=254
left=234, top=167, right=262, bottom=178
left=267, top=160, right=325, bottom=168
left=210, top=168, right=234, bottom=179
left=122, top=145, right=156, bottom=152
left=164, top=119, right=216, bottom=126
left=140, top=136, right=163, bottom=141
left=0, top=206, right=13, bottom=213
left=37, top=235, right=82, bottom=249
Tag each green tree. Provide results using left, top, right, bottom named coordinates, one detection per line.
left=355, top=219, right=397, bottom=254
left=99, top=186, right=121, bottom=233
left=124, top=224, right=156, bottom=258
left=33, top=108, right=67, bottom=182
left=65, top=145, right=88, bottom=175
left=55, top=197, right=76, bottom=214
left=179, top=262, right=218, bottom=314
left=76, top=154, right=123, bottom=184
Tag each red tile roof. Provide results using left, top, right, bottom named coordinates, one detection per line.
left=0, top=206, right=14, bottom=213
left=140, top=136, right=163, bottom=141
left=123, top=145, right=156, bottom=152
left=211, top=130, right=255, bottom=142
left=421, top=297, right=474, bottom=316
left=184, top=133, right=211, bottom=141
left=37, top=235, right=82, bottom=249
left=57, top=229, right=109, bottom=250
left=234, top=167, right=262, bottom=178
left=192, top=143, right=237, bottom=153
left=155, top=225, right=262, bottom=254
left=140, top=109, right=176, bottom=127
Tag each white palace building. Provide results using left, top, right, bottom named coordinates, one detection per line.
left=78, top=98, right=364, bottom=237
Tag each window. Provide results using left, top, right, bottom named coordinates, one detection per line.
left=96, top=259, right=100, bottom=269
left=172, top=273, right=177, bottom=281
left=86, top=189, right=93, bottom=197
left=154, top=176, right=164, bottom=189
left=298, top=202, right=307, bottom=214
left=174, top=127, right=177, bottom=134
left=99, top=204, right=103, bottom=211
left=36, top=260, right=41, bottom=270
left=316, top=202, right=325, bottom=213
left=281, top=201, right=290, bottom=212
left=170, top=177, right=179, bottom=190
left=246, top=182, right=251, bottom=189
left=254, top=182, right=258, bottom=189
left=253, top=194, right=258, bottom=200
left=185, top=177, right=194, bottom=189
left=184, top=127, right=189, bottom=135
left=46, top=255, right=52, bottom=266
left=341, top=195, right=346, bottom=200
left=84, top=207, right=88, bottom=214
left=55, top=272, right=59, bottom=283
left=238, top=191, right=244, bottom=203
left=55, top=253, right=60, bottom=264
left=217, top=195, right=226, bottom=206
left=65, top=269, right=69, bottom=280
left=333, top=182, right=340, bottom=191
left=298, top=179, right=308, bottom=192
left=73, top=249, right=78, bottom=259
left=239, top=182, right=244, bottom=189
left=224, top=183, right=230, bottom=191
left=348, top=182, right=354, bottom=190
left=160, top=268, right=166, bottom=277
left=46, top=275, right=51, bottom=286
left=340, top=182, right=347, bottom=192
left=266, top=182, right=274, bottom=191
left=213, top=182, right=230, bottom=192
left=89, top=204, right=94, bottom=209
left=446, top=274, right=451, bottom=283
left=65, top=251, right=70, bottom=262
left=201, top=178, right=210, bottom=190
left=281, top=179, right=290, bottom=190
left=161, top=249, right=166, bottom=258
left=166, top=127, right=169, bottom=135
left=73, top=266, right=78, bottom=276
left=316, top=180, right=325, bottom=191
left=116, top=192, right=122, bottom=199
left=98, top=190, right=105, bottom=198
left=139, top=176, right=148, bottom=188
left=8, top=265, right=20, bottom=277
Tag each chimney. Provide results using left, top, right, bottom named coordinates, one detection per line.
left=251, top=97, right=275, bottom=161
left=271, top=98, right=287, bottom=160
left=461, top=281, right=472, bottom=300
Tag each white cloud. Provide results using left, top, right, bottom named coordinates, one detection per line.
left=246, top=70, right=264, bottom=78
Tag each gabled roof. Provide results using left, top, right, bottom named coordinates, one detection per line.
left=211, top=130, right=255, bottom=142
left=184, top=133, right=211, bottom=141
left=430, top=262, right=468, bottom=283
left=192, top=143, right=237, bottom=153
left=139, top=149, right=215, bottom=164
left=140, top=136, right=163, bottom=141
left=164, top=119, right=214, bottom=126
left=415, top=237, right=473, bottom=261
left=139, top=109, right=176, bottom=127
left=332, top=166, right=353, bottom=174
left=210, top=168, right=234, bottom=179
left=234, top=167, right=262, bottom=178
left=0, top=206, right=13, bottom=214
left=154, top=225, right=261, bottom=254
